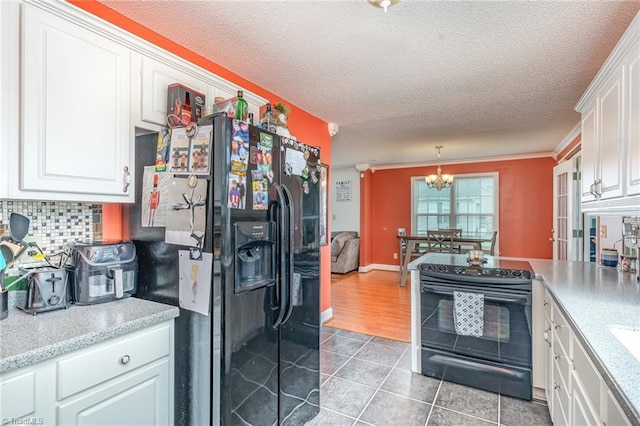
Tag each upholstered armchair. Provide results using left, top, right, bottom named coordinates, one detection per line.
left=330, top=231, right=360, bottom=274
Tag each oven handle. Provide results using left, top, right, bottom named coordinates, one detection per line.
left=421, top=283, right=530, bottom=305
left=429, top=354, right=527, bottom=380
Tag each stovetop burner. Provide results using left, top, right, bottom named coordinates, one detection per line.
left=418, top=253, right=533, bottom=281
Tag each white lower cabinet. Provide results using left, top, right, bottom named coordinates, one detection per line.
left=0, top=321, right=174, bottom=425
left=57, top=359, right=169, bottom=425
left=540, top=287, right=633, bottom=425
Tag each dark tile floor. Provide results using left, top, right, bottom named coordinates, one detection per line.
left=310, top=327, right=552, bottom=426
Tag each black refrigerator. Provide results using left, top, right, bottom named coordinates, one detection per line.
left=123, top=114, right=321, bottom=425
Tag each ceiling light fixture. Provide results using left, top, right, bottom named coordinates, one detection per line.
left=425, top=146, right=453, bottom=191
left=367, top=0, right=399, bottom=13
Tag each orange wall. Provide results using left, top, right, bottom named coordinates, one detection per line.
left=363, top=157, right=556, bottom=265
left=71, top=1, right=333, bottom=312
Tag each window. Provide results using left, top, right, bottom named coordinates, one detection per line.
left=412, top=173, right=498, bottom=242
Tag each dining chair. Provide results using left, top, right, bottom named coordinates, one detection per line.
left=487, top=230, right=498, bottom=255
left=397, top=229, right=429, bottom=284
left=439, top=228, right=462, bottom=252
left=427, top=229, right=455, bottom=253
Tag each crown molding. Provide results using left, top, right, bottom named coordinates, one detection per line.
left=368, top=151, right=556, bottom=172
left=554, top=123, right=581, bottom=156
left=575, top=11, right=640, bottom=112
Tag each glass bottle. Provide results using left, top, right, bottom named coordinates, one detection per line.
left=181, top=92, right=192, bottom=124
left=236, top=90, right=248, bottom=122
left=248, top=113, right=254, bottom=126
left=261, top=103, right=277, bottom=133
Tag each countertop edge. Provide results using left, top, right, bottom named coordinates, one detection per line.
left=0, top=305, right=179, bottom=374
left=534, top=270, right=640, bottom=426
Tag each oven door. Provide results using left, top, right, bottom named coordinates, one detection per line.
left=420, top=281, right=532, bottom=368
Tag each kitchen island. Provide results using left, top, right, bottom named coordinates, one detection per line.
left=409, top=253, right=640, bottom=425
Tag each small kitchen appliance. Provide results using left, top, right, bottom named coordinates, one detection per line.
left=70, top=240, right=137, bottom=305
left=18, top=267, right=71, bottom=315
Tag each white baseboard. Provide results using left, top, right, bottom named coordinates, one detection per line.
left=321, top=307, right=333, bottom=324
left=358, top=263, right=400, bottom=272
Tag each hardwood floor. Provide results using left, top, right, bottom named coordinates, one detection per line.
left=324, top=270, right=411, bottom=342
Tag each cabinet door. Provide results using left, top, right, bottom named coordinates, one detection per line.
left=0, top=368, right=36, bottom=420
left=572, top=378, right=599, bottom=426
left=543, top=314, right=553, bottom=411
left=598, top=69, right=624, bottom=200
left=626, top=44, right=640, bottom=196
left=581, top=101, right=598, bottom=202
left=139, top=55, right=209, bottom=127
left=21, top=4, right=132, bottom=201
left=604, top=389, right=632, bottom=426
left=57, top=359, right=170, bottom=426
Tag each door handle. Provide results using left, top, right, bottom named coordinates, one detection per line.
left=281, top=183, right=295, bottom=326
left=272, top=183, right=288, bottom=329
left=122, top=166, right=130, bottom=193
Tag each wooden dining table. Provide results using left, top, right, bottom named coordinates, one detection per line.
left=397, top=233, right=491, bottom=286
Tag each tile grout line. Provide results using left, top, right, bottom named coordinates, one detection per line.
left=424, top=379, right=443, bottom=425
left=353, top=344, right=415, bottom=425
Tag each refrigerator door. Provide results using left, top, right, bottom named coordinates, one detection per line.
left=277, top=138, right=321, bottom=424
left=217, top=122, right=280, bottom=426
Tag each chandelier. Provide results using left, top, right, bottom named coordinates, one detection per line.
left=425, top=146, right=454, bottom=191
left=367, top=0, right=399, bottom=13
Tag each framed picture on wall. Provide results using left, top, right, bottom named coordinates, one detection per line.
left=319, top=164, right=329, bottom=246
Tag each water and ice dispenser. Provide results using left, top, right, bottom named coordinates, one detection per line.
left=234, top=222, right=276, bottom=294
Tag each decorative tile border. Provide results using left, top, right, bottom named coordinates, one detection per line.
left=0, top=200, right=102, bottom=276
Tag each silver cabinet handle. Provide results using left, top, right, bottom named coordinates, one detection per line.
left=554, top=383, right=560, bottom=391
left=554, top=323, right=561, bottom=330
left=123, top=166, right=131, bottom=193
left=120, top=355, right=131, bottom=364
left=554, top=352, right=561, bottom=361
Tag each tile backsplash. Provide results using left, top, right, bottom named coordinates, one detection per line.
left=0, top=200, right=102, bottom=276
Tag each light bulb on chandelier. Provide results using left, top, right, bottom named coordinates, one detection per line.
left=425, top=146, right=454, bottom=191
left=367, top=0, right=399, bottom=13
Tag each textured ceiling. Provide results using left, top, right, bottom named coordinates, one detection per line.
left=100, top=0, right=640, bottom=168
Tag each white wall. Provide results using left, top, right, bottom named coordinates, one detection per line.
left=330, top=167, right=360, bottom=235
left=599, top=215, right=623, bottom=261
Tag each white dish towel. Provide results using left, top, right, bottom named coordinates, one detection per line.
left=453, top=291, right=484, bottom=337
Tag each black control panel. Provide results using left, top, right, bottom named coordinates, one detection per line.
left=419, top=263, right=532, bottom=280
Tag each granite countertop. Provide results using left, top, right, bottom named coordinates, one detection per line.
left=409, top=254, right=640, bottom=424
left=529, top=259, right=640, bottom=424
left=0, top=295, right=180, bottom=373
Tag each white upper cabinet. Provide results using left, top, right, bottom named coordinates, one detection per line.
left=131, top=51, right=267, bottom=133
left=626, top=42, right=640, bottom=197
left=580, top=101, right=598, bottom=202
left=18, top=1, right=133, bottom=202
left=2, top=0, right=267, bottom=202
left=134, top=53, right=210, bottom=129
left=576, top=11, right=640, bottom=213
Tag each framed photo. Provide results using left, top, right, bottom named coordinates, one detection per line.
left=319, top=164, right=329, bottom=246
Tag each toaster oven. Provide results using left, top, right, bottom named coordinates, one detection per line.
left=70, top=240, right=137, bottom=305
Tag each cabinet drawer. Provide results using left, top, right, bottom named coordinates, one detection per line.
left=0, top=369, right=35, bottom=419
left=57, top=323, right=171, bottom=400
left=573, top=336, right=602, bottom=411
left=58, top=359, right=170, bottom=425
left=543, top=289, right=552, bottom=320
left=552, top=303, right=571, bottom=353
left=552, top=332, right=571, bottom=389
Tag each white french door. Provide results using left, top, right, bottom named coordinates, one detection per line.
left=552, top=157, right=582, bottom=260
